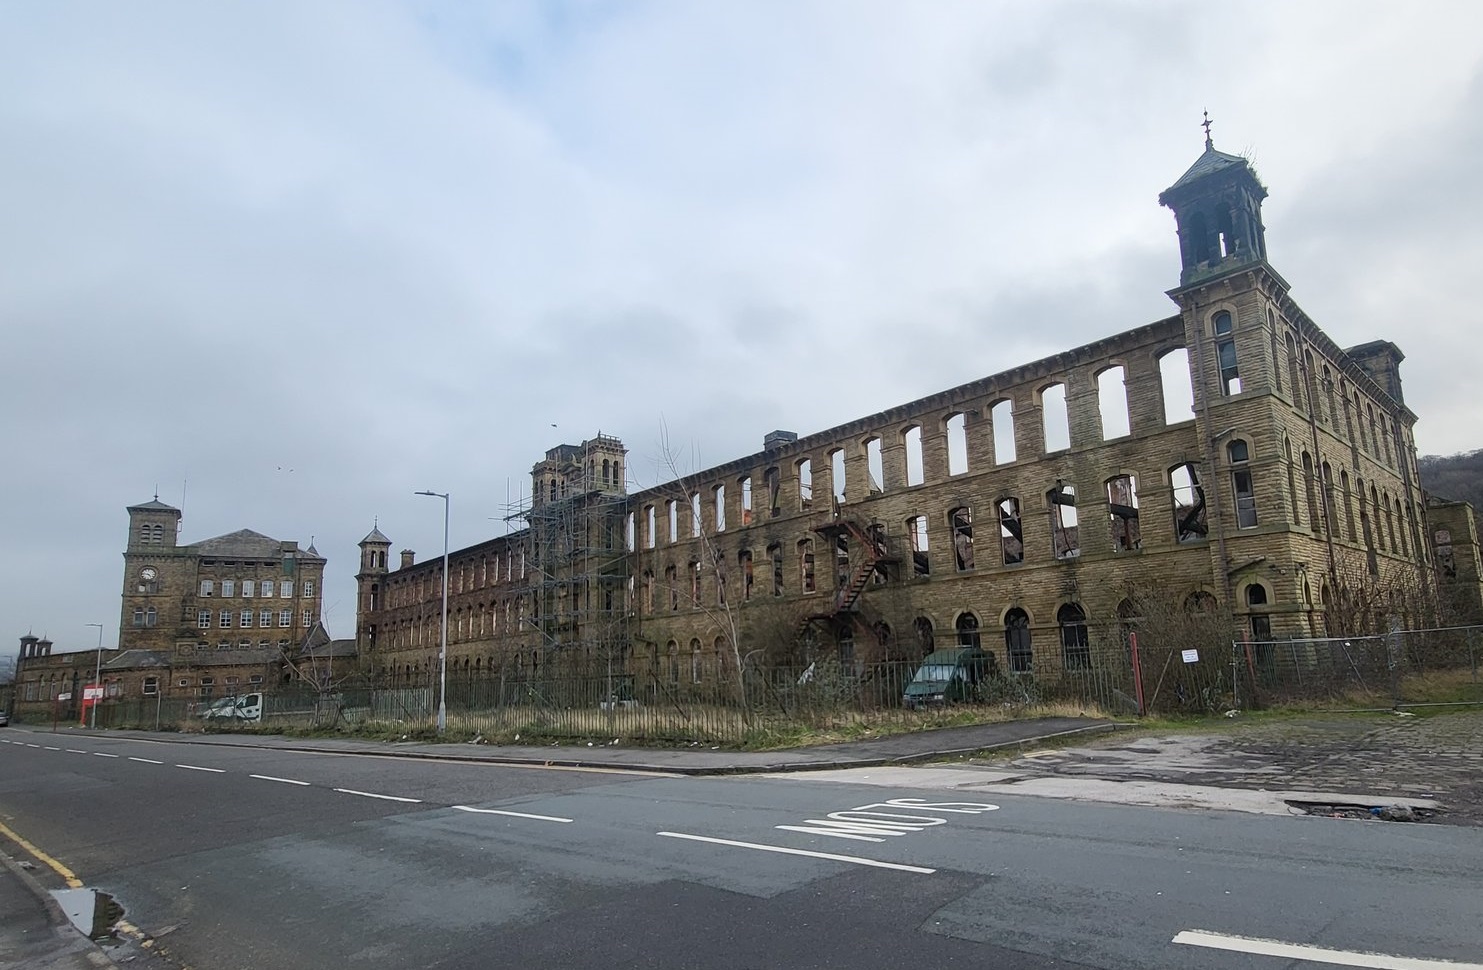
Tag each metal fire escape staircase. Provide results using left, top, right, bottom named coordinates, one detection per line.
left=799, top=519, right=900, bottom=640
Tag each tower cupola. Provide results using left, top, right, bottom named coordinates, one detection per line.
left=1159, top=114, right=1269, bottom=288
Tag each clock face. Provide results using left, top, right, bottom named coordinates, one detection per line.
left=142, top=567, right=157, bottom=580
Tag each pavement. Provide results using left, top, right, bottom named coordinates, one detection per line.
left=4, top=709, right=1481, bottom=968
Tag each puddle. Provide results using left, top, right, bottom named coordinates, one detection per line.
left=49, top=888, right=124, bottom=941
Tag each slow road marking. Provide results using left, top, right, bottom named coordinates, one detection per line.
left=453, top=805, right=572, bottom=823
left=657, top=832, right=935, bottom=874
left=1173, top=929, right=1483, bottom=969
left=334, top=788, right=422, bottom=803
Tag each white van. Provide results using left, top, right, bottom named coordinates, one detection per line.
left=199, top=693, right=263, bottom=723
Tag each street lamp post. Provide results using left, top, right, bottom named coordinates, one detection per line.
left=414, top=490, right=450, bottom=733
left=85, top=623, right=104, bottom=729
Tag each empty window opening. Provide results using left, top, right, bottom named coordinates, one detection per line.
left=833, top=533, right=850, bottom=588
left=904, top=426, right=925, bottom=486
left=1214, top=312, right=1241, bottom=395
left=625, top=512, right=636, bottom=552
left=1268, top=311, right=1282, bottom=394
left=1005, top=608, right=1032, bottom=673
left=1302, top=452, right=1321, bottom=536
left=830, top=449, right=847, bottom=504
left=1058, top=604, right=1091, bottom=671
left=798, top=458, right=813, bottom=511
left=956, top=612, right=981, bottom=650
left=908, top=515, right=930, bottom=577
left=946, top=413, right=969, bottom=475
left=602, top=458, right=610, bottom=483
left=740, top=476, right=753, bottom=525
left=739, top=550, right=754, bottom=601
left=667, top=501, right=678, bottom=543
left=1097, top=366, right=1131, bottom=440
left=799, top=539, right=816, bottom=593
left=1158, top=349, right=1196, bottom=423
left=1230, top=440, right=1258, bottom=529
left=769, top=543, right=784, bottom=596
left=1321, top=461, right=1338, bottom=535
left=1107, top=475, right=1141, bottom=552
left=645, top=505, right=656, bottom=548
left=1171, top=463, right=1207, bottom=543
left=691, top=560, right=702, bottom=604
left=1049, top=483, right=1079, bottom=559
left=1341, top=471, right=1356, bottom=541
left=950, top=507, right=975, bottom=571
left=765, top=467, right=781, bottom=516
left=1322, top=367, right=1336, bottom=427
left=665, top=565, right=678, bottom=611
left=1041, top=384, right=1070, bottom=452
left=998, top=498, right=1024, bottom=565
left=991, top=400, right=1017, bottom=464
left=691, top=493, right=702, bottom=537
left=865, top=437, right=884, bottom=493
left=713, top=484, right=726, bottom=531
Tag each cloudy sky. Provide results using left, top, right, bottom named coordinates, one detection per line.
left=3, top=1, right=1481, bottom=655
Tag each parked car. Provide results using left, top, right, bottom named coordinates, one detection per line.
left=0, top=710, right=9, bottom=727
left=903, top=647, right=996, bottom=708
left=198, top=693, right=263, bottom=723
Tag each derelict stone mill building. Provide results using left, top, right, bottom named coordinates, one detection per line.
left=353, top=133, right=1438, bottom=693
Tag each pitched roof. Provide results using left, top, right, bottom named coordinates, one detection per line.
left=1164, top=144, right=1249, bottom=193
left=128, top=499, right=180, bottom=513
left=361, top=525, right=391, bottom=544
left=188, top=529, right=287, bottom=558
left=101, top=650, right=173, bottom=670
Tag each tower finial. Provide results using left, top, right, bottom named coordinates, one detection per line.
left=1201, top=109, right=1214, bottom=150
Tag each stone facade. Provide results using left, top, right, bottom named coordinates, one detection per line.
left=354, top=135, right=1444, bottom=689
left=10, top=500, right=327, bottom=720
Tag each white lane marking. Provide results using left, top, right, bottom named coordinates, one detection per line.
left=128, top=757, right=164, bottom=764
left=250, top=774, right=311, bottom=786
left=333, top=788, right=422, bottom=803
left=657, top=832, right=936, bottom=874
left=452, top=805, right=572, bottom=823
left=1172, top=930, right=1483, bottom=969
left=66, top=749, right=87, bottom=754
left=92, top=752, right=119, bottom=758
left=44, top=746, right=60, bottom=750
left=176, top=764, right=225, bottom=773
left=26, top=743, right=42, bottom=748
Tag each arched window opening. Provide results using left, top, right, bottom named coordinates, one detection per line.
left=1097, top=366, right=1131, bottom=440
left=908, top=515, right=931, bottom=577
left=1171, top=463, right=1207, bottom=543
left=798, top=539, right=816, bottom=593
left=991, top=400, right=1017, bottom=464
left=1213, top=311, right=1241, bottom=395
left=1158, top=349, right=1196, bottom=424
left=1302, top=452, right=1321, bottom=536
left=1107, top=475, right=1141, bottom=552
left=950, top=507, right=975, bottom=571
left=955, top=612, right=981, bottom=650
left=914, top=617, right=935, bottom=656
left=1229, top=440, right=1258, bottom=529
left=830, top=448, right=847, bottom=504
left=797, top=458, right=813, bottom=511
left=946, top=413, right=969, bottom=475
left=1005, top=609, right=1032, bottom=673
left=1058, top=604, right=1090, bottom=671
left=1041, top=384, right=1070, bottom=453
left=1049, top=482, right=1079, bottom=559
left=998, top=498, right=1024, bottom=564
left=865, top=437, right=884, bottom=493
left=904, top=426, right=925, bottom=487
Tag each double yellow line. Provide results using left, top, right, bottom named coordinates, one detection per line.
left=0, top=819, right=82, bottom=888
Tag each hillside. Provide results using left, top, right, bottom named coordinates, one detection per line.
left=1420, top=448, right=1483, bottom=509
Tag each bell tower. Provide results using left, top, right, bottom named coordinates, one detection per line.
left=1158, top=113, right=1269, bottom=288
left=356, top=523, right=392, bottom=653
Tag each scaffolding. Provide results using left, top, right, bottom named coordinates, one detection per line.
left=504, top=434, right=631, bottom=676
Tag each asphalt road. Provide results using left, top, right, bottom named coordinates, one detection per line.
left=2, top=727, right=1480, bottom=970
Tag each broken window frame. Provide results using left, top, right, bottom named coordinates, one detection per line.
left=1106, top=474, right=1141, bottom=552
left=739, top=476, right=753, bottom=526
left=1048, top=482, right=1079, bottom=560
left=955, top=612, right=981, bottom=650
left=865, top=437, right=884, bottom=493
left=950, top=506, right=975, bottom=571
left=1171, top=462, right=1207, bottom=544
left=765, top=467, right=781, bottom=517
left=798, top=539, right=816, bottom=593
left=998, top=497, right=1024, bottom=565
left=768, top=543, right=784, bottom=596
left=738, top=549, right=754, bottom=601
left=908, top=515, right=930, bottom=577
left=797, top=458, right=813, bottom=511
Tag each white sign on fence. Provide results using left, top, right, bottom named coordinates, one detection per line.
left=56, top=692, right=72, bottom=701
left=1181, top=649, right=1200, bottom=664
left=82, top=686, right=104, bottom=700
